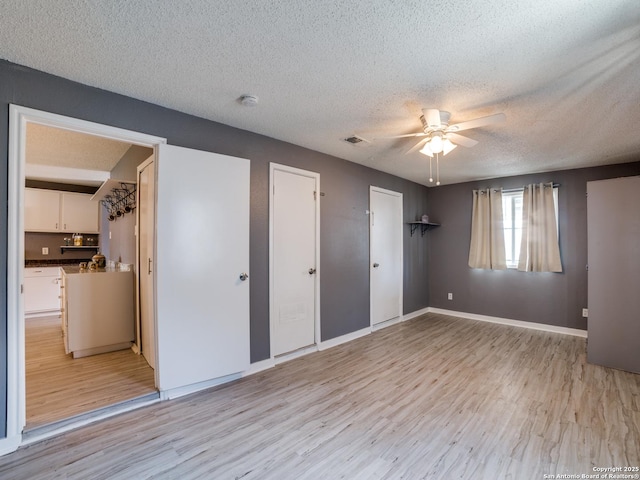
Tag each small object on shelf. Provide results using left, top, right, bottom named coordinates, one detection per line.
left=421, top=214, right=429, bottom=223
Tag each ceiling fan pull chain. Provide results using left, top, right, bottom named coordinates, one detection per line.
left=436, top=153, right=441, bottom=186
left=429, top=155, right=433, bottom=183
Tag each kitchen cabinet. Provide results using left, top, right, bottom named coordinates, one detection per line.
left=24, top=267, right=61, bottom=316
left=61, top=267, right=135, bottom=358
left=25, top=188, right=99, bottom=233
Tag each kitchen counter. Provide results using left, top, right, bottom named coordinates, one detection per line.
left=60, top=267, right=135, bottom=358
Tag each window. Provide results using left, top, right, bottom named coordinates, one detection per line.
left=502, top=191, right=523, bottom=268
left=501, top=188, right=558, bottom=269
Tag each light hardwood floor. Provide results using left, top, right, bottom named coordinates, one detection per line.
left=3, top=313, right=639, bottom=479
left=25, top=315, right=156, bottom=429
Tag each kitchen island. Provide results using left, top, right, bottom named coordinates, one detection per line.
left=60, top=266, right=135, bottom=358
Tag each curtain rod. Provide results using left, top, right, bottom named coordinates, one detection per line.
left=501, top=183, right=561, bottom=193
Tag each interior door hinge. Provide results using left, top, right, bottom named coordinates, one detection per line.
left=313, top=191, right=316, bottom=200
left=21, top=284, right=24, bottom=294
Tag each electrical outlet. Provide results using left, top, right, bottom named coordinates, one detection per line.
left=582, top=308, right=588, bottom=318
left=42, top=247, right=49, bottom=255
left=447, top=293, right=453, bottom=300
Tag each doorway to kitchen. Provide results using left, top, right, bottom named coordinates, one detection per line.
left=8, top=105, right=166, bottom=438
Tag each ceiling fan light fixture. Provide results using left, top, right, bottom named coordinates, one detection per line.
left=442, top=138, right=457, bottom=155
left=419, top=143, right=434, bottom=157
left=429, top=133, right=443, bottom=153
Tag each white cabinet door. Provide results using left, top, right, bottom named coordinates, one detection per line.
left=155, top=144, right=250, bottom=391
left=24, top=188, right=99, bottom=233
left=61, top=192, right=99, bottom=233
left=25, top=188, right=61, bottom=232
left=24, top=267, right=61, bottom=315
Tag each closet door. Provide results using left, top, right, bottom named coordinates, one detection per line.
left=587, top=176, right=640, bottom=373
left=155, top=144, right=250, bottom=391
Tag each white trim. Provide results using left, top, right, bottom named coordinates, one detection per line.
left=369, top=186, right=403, bottom=329
left=371, top=315, right=403, bottom=332
left=427, top=308, right=588, bottom=338
left=319, top=327, right=370, bottom=350
left=20, top=396, right=161, bottom=448
left=160, top=373, right=243, bottom=400
left=401, top=307, right=430, bottom=322
left=243, top=358, right=276, bottom=376
left=274, top=344, right=319, bottom=365
left=7, top=104, right=167, bottom=455
left=269, top=163, right=321, bottom=360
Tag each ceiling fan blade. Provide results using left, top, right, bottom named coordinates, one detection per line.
left=447, top=112, right=506, bottom=132
left=377, top=132, right=427, bottom=139
left=405, top=138, right=428, bottom=155
left=447, top=132, right=479, bottom=148
left=423, top=109, right=441, bottom=128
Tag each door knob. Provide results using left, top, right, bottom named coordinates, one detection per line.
left=373, top=263, right=380, bottom=268
left=239, top=272, right=249, bottom=281
left=308, top=268, right=316, bottom=275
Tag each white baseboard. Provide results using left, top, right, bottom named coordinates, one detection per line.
left=402, top=307, right=430, bottom=322
left=427, top=307, right=588, bottom=338
left=244, top=358, right=275, bottom=376
left=273, top=344, right=319, bottom=365
left=319, top=327, right=370, bottom=350
left=0, top=435, right=21, bottom=457
left=160, top=372, right=243, bottom=400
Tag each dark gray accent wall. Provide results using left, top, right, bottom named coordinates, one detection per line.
left=427, top=161, right=640, bottom=330
left=0, top=60, right=431, bottom=438
left=105, top=146, right=153, bottom=265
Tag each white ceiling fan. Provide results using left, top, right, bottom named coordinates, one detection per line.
left=382, top=108, right=506, bottom=157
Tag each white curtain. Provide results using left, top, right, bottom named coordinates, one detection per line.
left=468, top=188, right=506, bottom=270
left=518, top=182, right=562, bottom=272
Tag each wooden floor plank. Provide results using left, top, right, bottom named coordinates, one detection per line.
left=2, top=313, right=639, bottom=479
left=25, top=315, right=156, bottom=429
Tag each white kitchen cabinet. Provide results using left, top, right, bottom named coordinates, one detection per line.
left=24, top=189, right=61, bottom=232
left=24, top=188, right=99, bottom=233
left=61, top=267, right=135, bottom=358
left=24, top=267, right=61, bottom=316
left=61, top=192, right=99, bottom=232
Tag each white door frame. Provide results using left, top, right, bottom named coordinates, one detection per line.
left=6, top=105, right=166, bottom=448
left=269, top=163, right=321, bottom=360
left=369, top=186, right=403, bottom=328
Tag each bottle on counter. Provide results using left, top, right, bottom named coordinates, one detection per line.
left=73, top=233, right=83, bottom=246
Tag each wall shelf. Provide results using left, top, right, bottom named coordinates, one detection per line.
left=407, top=221, right=440, bottom=237
left=60, top=246, right=100, bottom=254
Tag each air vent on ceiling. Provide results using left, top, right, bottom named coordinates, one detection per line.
left=343, top=135, right=371, bottom=146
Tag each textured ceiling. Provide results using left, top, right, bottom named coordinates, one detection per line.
left=2, top=1, right=640, bottom=186
left=26, top=123, right=132, bottom=171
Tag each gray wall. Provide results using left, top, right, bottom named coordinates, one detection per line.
left=105, top=146, right=153, bottom=265
left=0, top=60, right=431, bottom=438
left=427, top=161, right=640, bottom=330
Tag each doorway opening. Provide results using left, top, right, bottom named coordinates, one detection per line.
left=8, top=105, right=166, bottom=438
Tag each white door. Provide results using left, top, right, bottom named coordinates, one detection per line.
left=587, top=176, right=640, bottom=373
left=271, top=164, right=318, bottom=356
left=137, top=157, right=156, bottom=369
left=155, top=144, right=250, bottom=391
left=370, top=187, right=403, bottom=326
